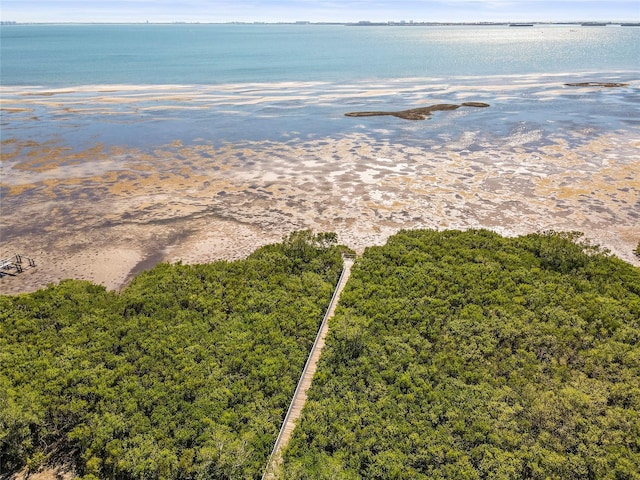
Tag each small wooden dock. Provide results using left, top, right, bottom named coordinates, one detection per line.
left=0, top=254, right=36, bottom=278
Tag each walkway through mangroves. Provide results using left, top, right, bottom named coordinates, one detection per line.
left=263, top=256, right=354, bottom=479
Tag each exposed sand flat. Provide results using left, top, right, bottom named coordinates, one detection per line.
left=1, top=122, right=638, bottom=295
left=2, top=76, right=638, bottom=294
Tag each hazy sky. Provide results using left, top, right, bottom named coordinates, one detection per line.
left=2, top=0, right=639, bottom=23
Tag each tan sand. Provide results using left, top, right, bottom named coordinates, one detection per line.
left=1, top=123, right=639, bottom=296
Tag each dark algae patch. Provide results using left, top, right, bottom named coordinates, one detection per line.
left=345, top=102, right=490, bottom=120
left=565, top=82, right=629, bottom=87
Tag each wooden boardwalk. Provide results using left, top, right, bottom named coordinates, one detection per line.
left=263, top=256, right=354, bottom=480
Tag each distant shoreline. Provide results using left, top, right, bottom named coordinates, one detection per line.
left=2, top=21, right=639, bottom=26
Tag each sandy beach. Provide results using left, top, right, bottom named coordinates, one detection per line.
left=2, top=118, right=638, bottom=295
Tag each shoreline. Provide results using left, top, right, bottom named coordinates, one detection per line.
left=1, top=221, right=638, bottom=296
left=2, top=128, right=639, bottom=295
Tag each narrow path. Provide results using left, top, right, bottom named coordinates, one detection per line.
left=263, top=257, right=354, bottom=480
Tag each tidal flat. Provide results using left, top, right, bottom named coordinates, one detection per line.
left=2, top=133, right=638, bottom=294
left=1, top=79, right=639, bottom=294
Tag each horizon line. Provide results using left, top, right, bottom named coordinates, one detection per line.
left=2, top=20, right=638, bottom=25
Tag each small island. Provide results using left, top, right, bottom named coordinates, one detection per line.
left=345, top=102, right=490, bottom=120
left=565, top=82, right=629, bottom=88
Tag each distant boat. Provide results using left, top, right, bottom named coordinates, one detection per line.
left=509, top=23, right=534, bottom=27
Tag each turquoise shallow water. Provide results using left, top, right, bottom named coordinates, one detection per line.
left=1, top=24, right=639, bottom=85
left=1, top=24, right=639, bottom=151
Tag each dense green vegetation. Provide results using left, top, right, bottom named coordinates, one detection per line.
left=3, top=229, right=639, bottom=479
left=282, top=230, right=640, bottom=479
left=0, top=231, right=346, bottom=479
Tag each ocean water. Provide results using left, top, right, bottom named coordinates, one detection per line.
left=2, top=24, right=639, bottom=85
left=2, top=24, right=639, bottom=149
left=1, top=24, right=639, bottom=291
